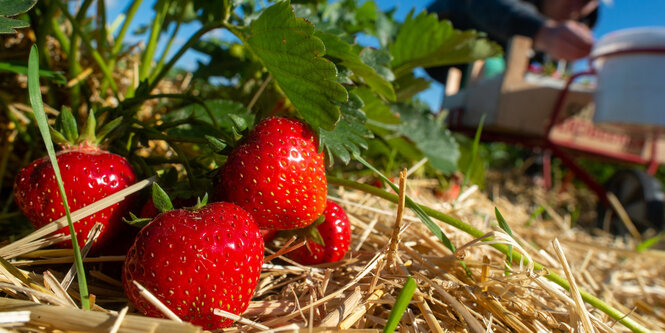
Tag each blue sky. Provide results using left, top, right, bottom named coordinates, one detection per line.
left=105, top=0, right=665, bottom=111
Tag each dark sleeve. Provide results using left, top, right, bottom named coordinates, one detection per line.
left=464, top=0, right=545, bottom=41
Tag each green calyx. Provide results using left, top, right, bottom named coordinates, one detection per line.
left=123, top=212, right=153, bottom=228
left=50, top=108, right=123, bottom=148
left=279, top=214, right=327, bottom=247
left=152, top=182, right=174, bottom=213
left=191, top=193, right=209, bottom=210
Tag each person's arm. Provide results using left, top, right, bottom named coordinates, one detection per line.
left=534, top=20, right=593, bottom=60
left=464, top=0, right=594, bottom=60
left=464, top=0, right=545, bottom=41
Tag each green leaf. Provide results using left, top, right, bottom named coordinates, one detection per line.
left=376, top=9, right=399, bottom=48
left=358, top=47, right=394, bottom=83
left=355, top=87, right=400, bottom=126
left=392, top=103, right=459, bottom=174
left=244, top=0, right=348, bottom=131
left=152, top=183, right=173, bottom=213
left=205, top=135, right=228, bottom=153
left=383, top=276, right=417, bottom=333
left=390, top=10, right=501, bottom=78
left=0, top=0, right=36, bottom=34
left=461, top=114, right=485, bottom=189
left=316, top=31, right=395, bottom=101
left=0, top=0, right=37, bottom=16
left=319, top=93, right=373, bottom=165
left=0, top=16, right=29, bottom=34
left=28, top=45, right=90, bottom=310
left=96, top=117, right=123, bottom=144
left=495, top=208, right=515, bottom=264
left=163, top=99, right=253, bottom=141
left=636, top=232, right=665, bottom=252
left=59, top=107, right=79, bottom=143
left=394, top=72, right=430, bottom=102
left=0, top=62, right=67, bottom=84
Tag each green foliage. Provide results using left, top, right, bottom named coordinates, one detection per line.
left=0, top=62, right=66, bottom=84
left=0, top=0, right=36, bottom=33
left=383, top=276, right=417, bottom=333
left=495, top=208, right=515, bottom=264
left=316, top=31, right=395, bottom=101
left=319, top=93, right=373, bottom=165
left=390, top=10, right=502, bottom=77
left=161, top=99, right=253, bottom=143
left=242, top=0, right=348, bottom=131
left=392, top=102, right=459, bottom=174
left=636, top=232, right=665, bottom=252
left=393, top=73, right=430, bottom=102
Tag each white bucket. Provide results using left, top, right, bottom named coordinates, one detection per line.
left=591, top=27, right=665, bottom=135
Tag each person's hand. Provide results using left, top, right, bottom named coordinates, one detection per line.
left=534, top=20, right=594, bottom=60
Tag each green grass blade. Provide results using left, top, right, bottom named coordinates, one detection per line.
left=28, top=45, right=90, bottom=310
left=462, top=113, right=485, bottom=190
left=383, top=276, right=417, bottom=333
left=636, top=232, right=664, bottom=252
left=495, top=207, right=514, bottom=266
left=353, top=154, right=455, bottom=252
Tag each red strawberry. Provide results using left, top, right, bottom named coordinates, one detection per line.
left=216, top=117, right=327, bottom=230
left=261, top=229, right=277, bottom=243
left=122, top=202, right=264, bottom=329
left=287, top=200, right=351, bottom=265
left=14, top=145, right=137, bottom=253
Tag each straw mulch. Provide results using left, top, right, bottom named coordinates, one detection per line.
left=1, top=170, right=664, bottom=333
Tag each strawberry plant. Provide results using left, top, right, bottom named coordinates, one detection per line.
left=1, top=0, right=501, bottom=326
left=0, top=1, right=657, bottom=332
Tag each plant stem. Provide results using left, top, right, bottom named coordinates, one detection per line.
left=96, top=0, right=107, bottom=56
left=55, top=1, right=118, bottom=96
left=147, top=22, right=224, bottom=93
left=139, top=0, right=170, bottom=82
left=327, top=176, right=651, bottom=333
left=149, top=18, right=183, bottom=83
left=36, top=0, right=57, bottom=69
left=64, top=0, right=93, bottom=110
left=50, top=16, right=70, bottom=53
left=101, top=0, right=144, bottom=95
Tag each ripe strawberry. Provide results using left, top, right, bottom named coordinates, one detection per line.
left=14, top=144, right=137, bottom=253
left=216, top=117, right=327, bottom=230
left=122, top=202, right=264, bottom=329
left=287, top=200, right=351, bottom=265
left=261, top=229, right=277, bottom=243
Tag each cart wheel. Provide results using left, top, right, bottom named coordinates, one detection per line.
left=596, top=169, right=665, bottom=235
